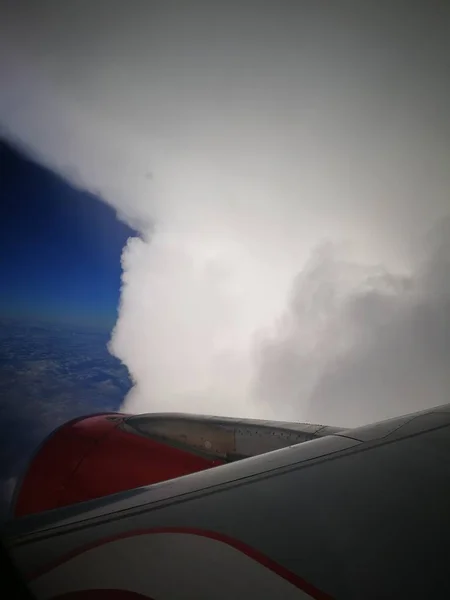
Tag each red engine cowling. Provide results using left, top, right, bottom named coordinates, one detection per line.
left=13, top=413, right=224, bottom=518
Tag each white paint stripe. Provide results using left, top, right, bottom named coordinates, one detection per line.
left=31, top=533, right=315, bottom=599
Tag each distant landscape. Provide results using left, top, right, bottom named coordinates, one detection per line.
left=0, top=317, right=131, bottom=521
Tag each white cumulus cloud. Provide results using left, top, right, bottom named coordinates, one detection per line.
left=1, top=1, right=450, bottom=425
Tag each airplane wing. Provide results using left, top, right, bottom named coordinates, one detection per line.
left=3, top=403, right=450, bottom=599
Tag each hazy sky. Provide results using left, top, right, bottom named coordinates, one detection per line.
left=1, top=1, right=450, bottom=426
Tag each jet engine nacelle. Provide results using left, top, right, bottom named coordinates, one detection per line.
left=13, top=412, right=339, bottom=518
left=13, top=413, right=224, bottom=518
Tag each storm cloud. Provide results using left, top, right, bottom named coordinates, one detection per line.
left=1, top=1, right=450, bottom=425
left=255, top=222, right=450, bottom=426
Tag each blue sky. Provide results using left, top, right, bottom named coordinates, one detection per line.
left=0, top=139, right=136, bottom=330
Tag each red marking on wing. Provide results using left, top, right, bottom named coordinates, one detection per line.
left=30, top=527, right=334, bottom=600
